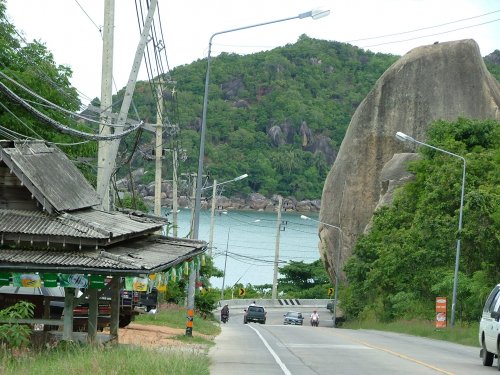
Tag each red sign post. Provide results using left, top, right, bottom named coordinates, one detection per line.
left=435, top=297, right=447, bottom=328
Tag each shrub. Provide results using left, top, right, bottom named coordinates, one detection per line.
left=0, top=301, right=35, bottom=348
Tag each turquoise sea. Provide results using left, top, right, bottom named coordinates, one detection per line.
left=162, top=208, right=321, bottom=290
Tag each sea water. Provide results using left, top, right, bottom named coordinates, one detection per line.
left=162, top=208, right=321, bottom=290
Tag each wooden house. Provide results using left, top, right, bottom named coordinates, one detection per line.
left=0, top=140, right=206, bottom=342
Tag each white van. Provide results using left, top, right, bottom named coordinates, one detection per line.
left=479, top=283, right=500, bottom=369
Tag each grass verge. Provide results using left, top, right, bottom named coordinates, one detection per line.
left=0, top=303, right=219, bottom=375
left=0, top=344, right=210, bottom=375
left=342, top=319, right=479, bottom=347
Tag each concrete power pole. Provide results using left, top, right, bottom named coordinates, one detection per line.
left=154, top=82, right=164, bottom=217
left=96, top=0, right=115, bottom=210
left=96, top=0, right=158, bottom=210
left=172, top=148, right=179, bottom=237
left=189, top=176, right=197, bottom=239
left=272, top=196, right=283, bottom=300
left=208, top=179, right=217, bottom=257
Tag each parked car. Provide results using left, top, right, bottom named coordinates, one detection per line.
left=283, top=311, right=303, bottom=325
left=243, top=305, right=266, bottom=324
left=479, top=283, right=500, bottom=369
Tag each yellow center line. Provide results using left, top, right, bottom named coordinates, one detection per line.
left=333, top=331, right=456, bottom=375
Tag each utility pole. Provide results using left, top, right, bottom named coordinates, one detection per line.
left=154, top=81, right=164, bottom=217
left=96, top=0, right=115, bottom=210
left=172, top=148, right=179, bottom=237
left=96, top=0, right=158, bottom=210
left=272, top=196, right=283, bottom=300
left=188, top=173, right=197, bottom=239
left=208, top=180, right=217, bottom=257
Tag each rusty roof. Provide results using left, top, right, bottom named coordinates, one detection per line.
left=0, top=236, right=206, bottom=276
left=0, top=140, right=100, bottom=213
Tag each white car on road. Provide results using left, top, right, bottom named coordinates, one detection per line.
left=479, top=283, right=500, bottom=369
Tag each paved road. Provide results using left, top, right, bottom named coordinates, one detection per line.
left=209, top=308, right=490, bottom=375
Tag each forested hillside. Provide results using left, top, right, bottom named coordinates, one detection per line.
left=112, top=38, right=500, bottom=201
left=112, top=35, right=400, bottom=200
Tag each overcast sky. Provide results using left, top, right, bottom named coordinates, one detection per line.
left=5, top=0, right=499, bottom=104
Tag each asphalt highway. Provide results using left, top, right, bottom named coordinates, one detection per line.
left=209, top=307, right=487, bottom=375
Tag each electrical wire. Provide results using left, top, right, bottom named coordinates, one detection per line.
left=362, top=18, right=500, bottom=49
left=348, top=9, right=500, bottom=43
left=0, top=101, right=42, bottom=139
left=73, top=0, right=102, bottom=35
left=0, top=79, right=142, bottom=140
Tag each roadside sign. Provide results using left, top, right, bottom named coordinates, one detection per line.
left=328, top=287, right=334, bottom=296
left=239, top=288, right=245, bottom=296
left=436, top=297, right=447, bottom=328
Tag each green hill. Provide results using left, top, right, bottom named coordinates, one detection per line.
left=109, top=35, right=400, bottom=200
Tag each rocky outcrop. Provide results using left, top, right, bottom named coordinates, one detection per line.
left=364, top=153, right=420, bottom=233
left=319, top=39, right=500, bottom=283
left=116, top=175, right=321, bottom=213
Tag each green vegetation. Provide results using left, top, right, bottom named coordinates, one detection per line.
left=127, top=36, right=400, bottom=200
left=278, top=260, right=331, bottom=298
left=342, top=118, right=500, bottom=324
left=343, top=319, right=479, bottom=347
left=0, top=303, right=215, bottom=375
left=0, top=301, right=35, bottom=348
left=0, top=1, right=97, bottom=184
left=0, top=344, right=210, bottom=375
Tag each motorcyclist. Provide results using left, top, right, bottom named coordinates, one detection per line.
left=221, top=304, right=229, bottom=322
left=310, top=310, right=319, bottom=326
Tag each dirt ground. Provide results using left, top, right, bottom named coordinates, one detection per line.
left=118, top=322, right=211, bottom=350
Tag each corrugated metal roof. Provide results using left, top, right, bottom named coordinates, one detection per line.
left=0, top=141, right=100, bottom=212
left=0, top=209, right=107, bottom=239
left=68, top=209, right=167, bottom=238
left=0, top=236, right=206, bottom=276
left=0, top=209, right=167, bottom=245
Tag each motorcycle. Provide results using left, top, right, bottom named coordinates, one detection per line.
left=310, top=315, right=319, bottom=327
left=221, top=312, right=229, bottom=323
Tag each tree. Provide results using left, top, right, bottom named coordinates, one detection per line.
left=343, top=118, right=500, bottom=323
left=279, top=260, right=330, bottom=298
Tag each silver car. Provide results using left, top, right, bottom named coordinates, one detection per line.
left=283, top=311, right=304, bottom=325
left=479, top=283, right=500, bottom=369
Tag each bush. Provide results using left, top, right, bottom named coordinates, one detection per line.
left=0, top=301, right=35, bottom=348
left=195, top=289, right=219, bottom=318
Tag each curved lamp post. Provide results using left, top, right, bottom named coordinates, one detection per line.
left=220, top=219, right=261, bottom=300
left=192, top=9, right=330, bottom=240
left=205, top=174, right=248, bottom=256
left=301, top=215, right=343, bottom=327
left=396, top=131, right=466, bottom=327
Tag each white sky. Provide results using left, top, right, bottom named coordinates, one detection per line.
left=5, top=0, right=500, bottom=105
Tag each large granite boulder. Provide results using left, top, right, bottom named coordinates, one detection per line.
left=319, top=39, right=500, bottom=283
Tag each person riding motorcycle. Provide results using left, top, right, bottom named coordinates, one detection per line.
left=221, top=304, right=229, bottom=323
left=310, top=310, right=319, bottom=326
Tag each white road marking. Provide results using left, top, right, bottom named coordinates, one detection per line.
left=247, top=324, right=292, bottom=375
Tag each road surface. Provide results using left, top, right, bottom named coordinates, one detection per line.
left=209, top=307, right=489, bottom=375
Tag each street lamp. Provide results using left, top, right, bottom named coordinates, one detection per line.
left=220, top=220, right=260, bottom=301
left=205, top=174, right=248, bottom=256
left=395, top=131, right=466, bottom=327
left=192, top=9, right=330, bottom=240
left=301, top=214, right=343, bottom=327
